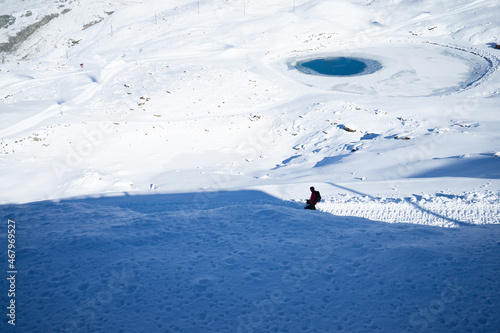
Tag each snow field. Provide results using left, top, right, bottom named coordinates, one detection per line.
left=1, top=191, right=500, bottom=332
left=1, top=0, right=500, bottom=205
left=0, top=0, right=500, bottom=331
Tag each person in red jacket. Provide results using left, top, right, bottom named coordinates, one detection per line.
left=305, top=186, right=319, bottom=210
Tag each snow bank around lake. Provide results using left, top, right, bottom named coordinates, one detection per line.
left=283, top=40, right=498, bottom=97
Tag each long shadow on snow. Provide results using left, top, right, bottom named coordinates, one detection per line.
left=1, top=190, right=500, bottom=332
left=64, top=189, right=304, bottom=214
left=0, top=190, right=305, bottom=220
left=409, top=154, right=500, bottom=179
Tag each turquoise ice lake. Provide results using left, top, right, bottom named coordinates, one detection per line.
left=296, top=57, right=382, bottom=76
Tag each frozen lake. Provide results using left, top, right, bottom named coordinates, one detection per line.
left=296, top=57, right=382, bottom=76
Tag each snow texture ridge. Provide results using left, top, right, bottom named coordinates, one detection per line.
left=317, top=190, right=500, bottom=227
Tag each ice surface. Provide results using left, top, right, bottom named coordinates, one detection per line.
left=295, top=57, right=382, bottom=76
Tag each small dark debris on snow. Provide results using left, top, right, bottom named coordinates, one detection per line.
left=343, top=125, right=357, bottom=133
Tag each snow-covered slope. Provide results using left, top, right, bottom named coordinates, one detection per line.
left=0, top=0, right=500, bottom=331
left=2, top=191, right=500, bottom=332
left=1, top=0, right=499, bottom=210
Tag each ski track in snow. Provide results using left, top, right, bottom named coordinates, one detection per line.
left=317, top=191, right=500, bottom=227
left=420, top=40, right=500, bottom=95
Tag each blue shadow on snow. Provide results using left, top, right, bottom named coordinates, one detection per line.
left=409, top=154, right=500, bottom=179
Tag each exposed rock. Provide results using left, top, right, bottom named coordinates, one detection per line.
left=83, top=17, right=104, bottom=30
left=343, top=125, right=357, bottom=133
left=68, top=38, right=82, bottom=46
left=0, top=13, right=59, bottom=53
left=0, top=15, right=16, bottom=29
